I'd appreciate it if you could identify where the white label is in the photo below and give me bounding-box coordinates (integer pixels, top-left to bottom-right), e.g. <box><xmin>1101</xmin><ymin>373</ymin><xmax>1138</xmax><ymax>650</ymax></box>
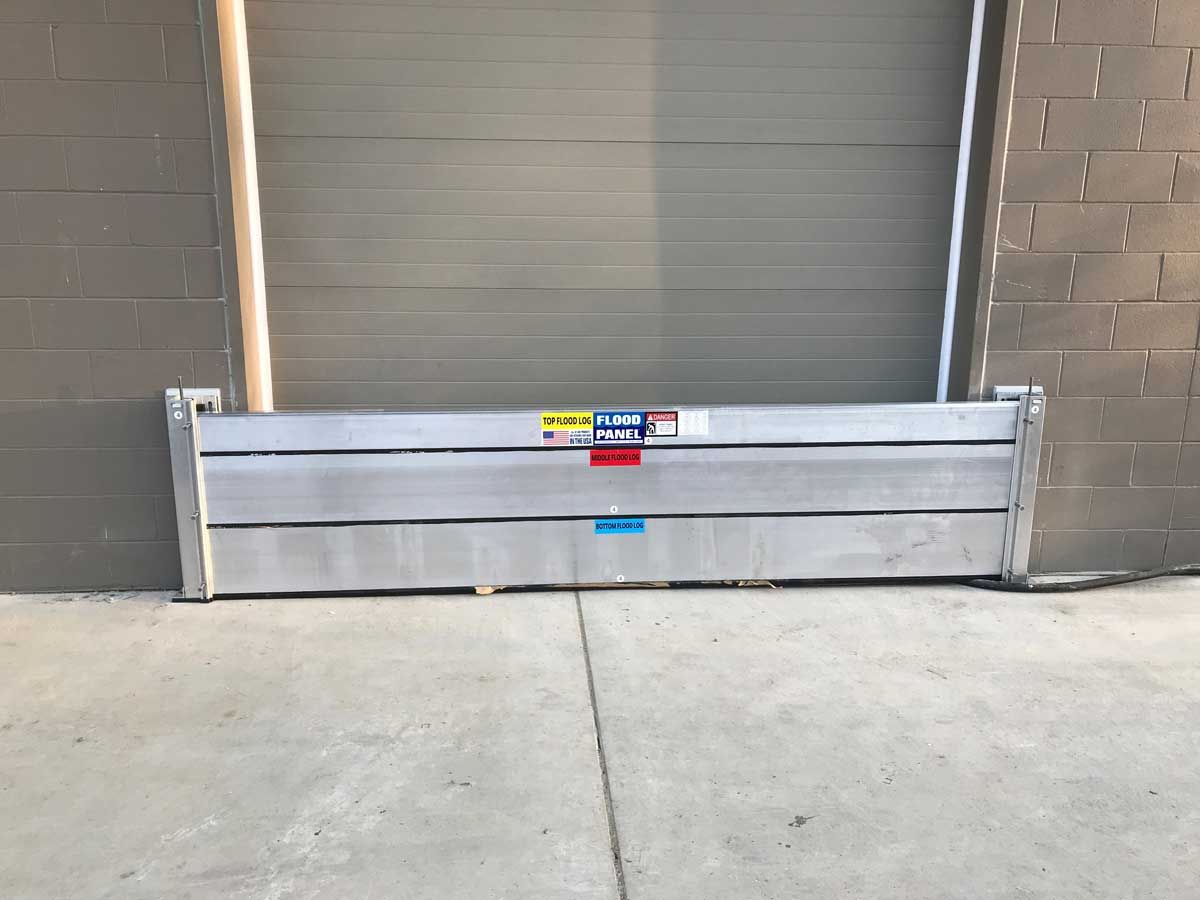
<box><xmin>678</xmin><ymin>409</ymin><xmax>709</xmax><ymax>436</ymax></box>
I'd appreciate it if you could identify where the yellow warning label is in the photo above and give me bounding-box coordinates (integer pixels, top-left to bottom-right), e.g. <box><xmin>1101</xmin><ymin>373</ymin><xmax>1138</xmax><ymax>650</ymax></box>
<box><xmin>541</xmin><ymin>411</ymin><xmax>593</xmax><ymax>429</ymax></box>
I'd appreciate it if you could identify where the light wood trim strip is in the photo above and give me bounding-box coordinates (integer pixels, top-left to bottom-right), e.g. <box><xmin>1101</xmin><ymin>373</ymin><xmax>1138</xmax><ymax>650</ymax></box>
<box><xmin>217</xmin><ymin>0</ymin><xmax>273</xmax><ymax>411</ymax></box>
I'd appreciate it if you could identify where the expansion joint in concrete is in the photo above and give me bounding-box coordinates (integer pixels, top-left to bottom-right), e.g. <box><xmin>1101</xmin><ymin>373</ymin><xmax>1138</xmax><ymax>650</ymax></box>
<box><xmin>574</xmin><ymin>591</ymin><xmax>629</xmax><ymax>900</ymax></box>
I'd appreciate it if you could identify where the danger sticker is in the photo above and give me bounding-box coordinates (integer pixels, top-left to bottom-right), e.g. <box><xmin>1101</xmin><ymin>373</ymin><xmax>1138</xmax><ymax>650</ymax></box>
<box><xmin>645</xmin><ymin>411</ymin><xmax>678</xmax><ymax>437</ymax></box>
<box><xmin>595</xmin><ymin>517</ymin><xmax>645</xmax><ymax>535</ymax></box>
<box><xmin>593</xmin><ymin>410</ymin><xmax>645</xmax><ymax>446</ymax></box>
<box><xmin>590</xmin><ymin>448</ymin><xmax>642</xmax><ymax>467</ymax></box>
<box><xmin>541</xmin><ymin>410</ymin><xmax>594</xmax><ymax>447</ymax></box>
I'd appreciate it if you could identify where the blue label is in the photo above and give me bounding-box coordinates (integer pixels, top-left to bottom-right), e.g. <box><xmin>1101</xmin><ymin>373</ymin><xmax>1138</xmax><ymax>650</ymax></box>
<box><xmin>595</xmin><ymin>517</ymin><xmax>646</xmax><ymax>535</ymax></box>
<box><xmin>593</xmin><ymin>410</ymin><xmax>645</xmax><ymax>445</ymax></box>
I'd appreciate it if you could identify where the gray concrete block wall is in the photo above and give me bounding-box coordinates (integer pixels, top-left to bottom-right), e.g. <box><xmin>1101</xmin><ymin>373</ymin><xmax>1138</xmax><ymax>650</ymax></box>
<box><xmin>0</xmin><ymin>1</ymin><xmax>232</xmax><ymax>591</ymax></box>
<box><xmin>985</xmin><ymin>0</ymin><xmax>1200</xmax><ymax>571</ymax></box>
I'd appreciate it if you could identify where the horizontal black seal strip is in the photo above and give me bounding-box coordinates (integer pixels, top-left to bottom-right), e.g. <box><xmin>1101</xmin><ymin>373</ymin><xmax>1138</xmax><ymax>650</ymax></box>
<box><xmin>211</xmin><ymin>575</ymin><xmax>995</xmax><ymax>602</ymax></box>
<box><xmin>200</xmin><ymin>439</ymin><xmax>1013</xmax><ymax>457</ymax></box>
<box><xmin>208</xmin><ymin>508</ymin><xmax>1009</xmax><ymax>530</ymax></box>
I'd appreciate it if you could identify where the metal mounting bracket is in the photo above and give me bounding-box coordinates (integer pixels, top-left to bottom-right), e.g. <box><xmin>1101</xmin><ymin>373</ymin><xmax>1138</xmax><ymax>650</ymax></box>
<box><xmin>999</xmin><ymin>390</ymin><xmax>1045</xmax><ymax>583</ymax></box>
<box><xmin>165</xmin><ymin>388</ymin><xmax>221</xmax><ymax>601</ymax></box>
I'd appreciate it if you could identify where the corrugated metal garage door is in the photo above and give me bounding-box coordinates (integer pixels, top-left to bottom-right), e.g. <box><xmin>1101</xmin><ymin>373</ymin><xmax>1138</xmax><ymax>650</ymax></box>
<box><xmin>245</xmin><ymin>0</ymin><xmax>971</xmax><ymax>409</ymax></box>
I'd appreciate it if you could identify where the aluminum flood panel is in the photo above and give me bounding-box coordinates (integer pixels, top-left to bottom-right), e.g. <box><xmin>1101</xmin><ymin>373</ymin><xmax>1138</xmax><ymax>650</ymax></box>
<box><xmin>197</xmin><ymin>402</ymin><xmax>1021</xmax><ymax>453</ymax></box>
<box><xmin>209</xmin><ymin>513</ymin><xmax>1007</xmax><ymax>596</ymax></box>
<box><xmin>202</xmin><ymin>443</ymin><xmax>1014</xmax><ymax>526</ymax></box>
<box><xmin>168</xmin><ymin>397</ymin><xmax>1042</xmax><ymax>597</ymax></box>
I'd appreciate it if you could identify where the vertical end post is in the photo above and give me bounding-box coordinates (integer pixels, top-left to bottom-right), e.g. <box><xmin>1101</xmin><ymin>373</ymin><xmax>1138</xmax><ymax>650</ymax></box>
<box><xmin>164</xmin><ymin>388</ymin><xmax>216</xmax><ymax>601</ymax></box>
<box><xmin>1001</xmin><ymin>391</ymin><xmax>1045</xmax><ymax>582</ymax></box>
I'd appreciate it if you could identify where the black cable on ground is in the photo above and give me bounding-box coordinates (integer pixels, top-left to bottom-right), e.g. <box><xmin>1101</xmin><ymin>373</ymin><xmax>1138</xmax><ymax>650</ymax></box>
<box><xmin>965</xmin><ymin>564</ymin><xmax>1200</xmax><ymax>593</ymax></box>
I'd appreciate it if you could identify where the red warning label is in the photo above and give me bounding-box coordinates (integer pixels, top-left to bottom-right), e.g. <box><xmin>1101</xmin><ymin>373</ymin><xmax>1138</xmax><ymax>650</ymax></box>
<box><xmin>590</xmin><ymin>448</ymin><xmax>642</xmax><ymax>467</ymax></box>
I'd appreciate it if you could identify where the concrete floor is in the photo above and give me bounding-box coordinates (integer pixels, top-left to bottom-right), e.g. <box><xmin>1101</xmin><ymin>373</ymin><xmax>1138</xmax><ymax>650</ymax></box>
<box><xmin>1</xmin><ymin>582</ymin><xmax>1197</xmax><ymax>899</ymax></box>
